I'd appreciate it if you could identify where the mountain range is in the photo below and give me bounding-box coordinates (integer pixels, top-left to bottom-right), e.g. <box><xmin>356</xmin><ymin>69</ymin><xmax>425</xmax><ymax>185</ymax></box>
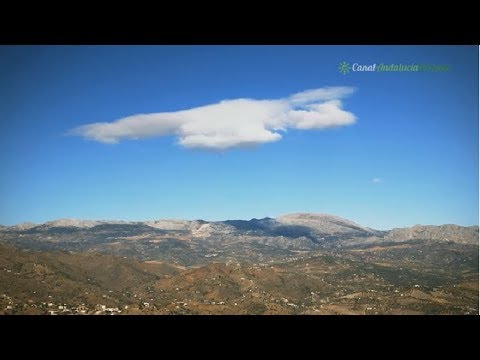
<box><xmin>1</xmin><ymin>213</ymin><xmax>477</xmax><ymax>266</ymax></box>
<box><xmin>1</xmin><ymin>213</ymin><xmax>477</xmax><ymax>315</ymax></box>
<box><xmin>2</xmin><ymin>213</ymin><xmax>478</xmax><ymax>242</ymax></box>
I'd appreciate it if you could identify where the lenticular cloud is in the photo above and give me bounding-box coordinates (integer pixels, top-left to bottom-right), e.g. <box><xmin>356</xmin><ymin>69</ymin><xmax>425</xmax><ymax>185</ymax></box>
<box><xmin>71</xmin><ymin>86</ymin><xmax>357</xmax><ymax>150</ymax></box>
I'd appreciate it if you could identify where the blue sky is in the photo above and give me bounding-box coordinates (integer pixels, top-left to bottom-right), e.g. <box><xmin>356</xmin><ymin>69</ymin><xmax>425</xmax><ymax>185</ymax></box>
<box><xmin>0</xmin><ymin>45</ymin><xmax>477</xmax><ymax>229</ymax></box>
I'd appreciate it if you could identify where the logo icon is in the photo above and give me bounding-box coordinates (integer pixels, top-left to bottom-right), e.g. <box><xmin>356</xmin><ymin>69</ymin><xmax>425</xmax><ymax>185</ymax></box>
<box><xmin>338</xmin><ymin>61</ymin><xmax>351</xmax><ymax>75</ymax></box>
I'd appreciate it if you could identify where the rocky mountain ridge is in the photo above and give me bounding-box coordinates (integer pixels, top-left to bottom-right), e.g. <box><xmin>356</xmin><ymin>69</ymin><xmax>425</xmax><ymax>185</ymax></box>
<box><xmin>1</xmin><ymin>213</ymin><xmax>477</xmax><ymax>245</ymax></box>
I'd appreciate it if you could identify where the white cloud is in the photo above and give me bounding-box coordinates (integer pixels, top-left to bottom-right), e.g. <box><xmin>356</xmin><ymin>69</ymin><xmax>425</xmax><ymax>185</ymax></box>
<box><xmin>288</xmin><ymin>86</ymin><xmax>355</xmax><ymax>104</ymax></box>
<box><xmin>70</xmin><ymin>87</ymin><xmax>357</xmax><ymax>150</ymax></box>
<box><xmin>371</xmin><ymin>178</ymin><xmax>383</xmax><ymax>184</ymax></box>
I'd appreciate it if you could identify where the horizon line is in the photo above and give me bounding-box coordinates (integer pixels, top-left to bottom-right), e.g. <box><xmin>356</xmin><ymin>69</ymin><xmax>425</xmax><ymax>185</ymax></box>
<box><xmin>1</xmin><ymin>212</ymin><xmax>478</xmax><ymax>231</ymax></box>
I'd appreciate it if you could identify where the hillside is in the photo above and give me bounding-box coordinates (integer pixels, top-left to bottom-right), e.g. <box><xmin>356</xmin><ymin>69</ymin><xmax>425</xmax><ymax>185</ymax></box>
<box><xmin>385</xmin><ymin>224</ymin><xmax>479</xmax><ymax>244</ymax></box>
<box><xmin>1</xmin><ymin>211</ymin><xmax>477</xmax><ymax>314</ymax></box>
<box><xmin>1</xmin><ymin>241</ymin><xmax>477</xmax><ymax>315</ymax></box>
<box><xmin>0</xmin><ymin>213</ymin><xmax>476</xmax><ymax>266</ymax></box>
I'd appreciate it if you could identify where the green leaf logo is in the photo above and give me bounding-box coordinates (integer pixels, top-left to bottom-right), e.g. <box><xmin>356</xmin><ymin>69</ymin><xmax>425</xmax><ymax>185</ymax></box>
<box><xmin>338</xmin><ymin>61</ymin><xmax>351</xmax><ymax>75</ymax></box>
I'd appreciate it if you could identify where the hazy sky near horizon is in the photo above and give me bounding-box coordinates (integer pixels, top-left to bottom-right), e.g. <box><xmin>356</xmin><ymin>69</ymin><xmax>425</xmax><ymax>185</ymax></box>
<box><xmin>0</xmin><ymin>45</ymin><xmax>478</xmax><ymax>229</ymax></box>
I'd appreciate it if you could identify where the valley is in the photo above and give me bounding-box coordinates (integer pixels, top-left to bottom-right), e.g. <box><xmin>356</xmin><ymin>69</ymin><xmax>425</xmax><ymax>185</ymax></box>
<box><xmin>0</xmin><ymin>213</ymin><xmax>478</xmax><ymax>315</ymax></box>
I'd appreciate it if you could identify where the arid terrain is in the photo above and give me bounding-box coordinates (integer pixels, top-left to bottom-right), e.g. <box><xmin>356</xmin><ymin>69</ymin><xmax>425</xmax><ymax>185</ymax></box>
<box><xmin>0</xmin><ymin>213</ymin><xmax>478</xmax><ymax>315</ymax></box>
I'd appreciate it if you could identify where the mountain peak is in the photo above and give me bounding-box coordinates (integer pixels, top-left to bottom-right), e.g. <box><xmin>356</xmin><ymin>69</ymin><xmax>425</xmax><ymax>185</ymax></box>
<box><xmin>11</xmin><ymin>222</ymin><xmax>38</xmax><ymax>231</ymax></box>
<box><xmin>277</xmin><ymin>212</ymin><xmax>373</xmax><ymax>234</ymax></box>
<box><xmin>278</xmin><ymin>212</ymin><xmax>354</xmax><ymax>221</ymax></box>
<box><xmin>44</xmin><ymin>218</ymin><xmax>101</xmax><ymax>228</ymax></box>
